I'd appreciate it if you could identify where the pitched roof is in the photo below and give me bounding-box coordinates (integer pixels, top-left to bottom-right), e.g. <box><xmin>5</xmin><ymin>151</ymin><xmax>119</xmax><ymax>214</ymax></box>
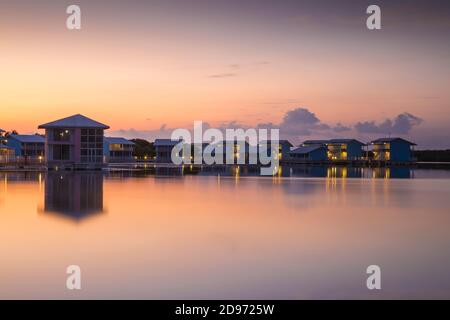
<box><xmin>259</xmin><ymin>140</ymin><xmax>293</xmax><ymax>147</ymax></box>
<box><xmin>104</xmin><ymin>137</ymin><xmax>134</xmax><ymax>145</ymax></box>
<box><xmin>38</xmin><ymin>114</ymin><xmax>109</xmax><ymax>129</ymax></box>
<box><xmin>328</xmin><ymin>138</ymin><xmax>366</xmax><ymax>145</ymax></box>
<box><xmin>9</xmin><ymin>134</ymin><xmax>45</xmax><ymax>143</ymax></box>
<box><xmin>302</xmin><ymin>140</ymin><xmax>329</xmax><ymax>145</ymax></box>
<box><xmin>154</xmin><ymin>139</ymin><xmax>183</xmax><ymax>146</ymax></box>
<box><xmin>0</xmin><ymin>128</ymin><xmax>5</xmax><ymax>133</ymax></box>
<box><xmin>290</xmin><ymin>145</ymin><xmax>325</xmax><ymax>154</ymax></box>
<box><xmin>370</xmin><ymin>137</ymin><xmax>417</xmax><ymax>145</ymax></box>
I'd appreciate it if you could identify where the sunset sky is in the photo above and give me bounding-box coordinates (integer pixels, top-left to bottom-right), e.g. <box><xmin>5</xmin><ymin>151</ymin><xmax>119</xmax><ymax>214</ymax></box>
<box><xmin>1</xmin><ymin>0</ymin><xmax>449</xmax><ymax>148</ymax></box>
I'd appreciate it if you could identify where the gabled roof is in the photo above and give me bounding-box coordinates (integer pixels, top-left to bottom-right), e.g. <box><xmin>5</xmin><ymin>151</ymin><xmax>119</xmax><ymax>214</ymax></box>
<box><xmin>8</xmin><ymin>134</ymin><xmax>45</xmax><ymax>143</ymax></box>
<box><xmin>370</xmin><ymin>137</ymin><xmax>417</xmax><ymax>145</ymax></box>
<box><xmin>290</xmin><ymin>145</ymin><xmax>325</xmax><ymax>154</ymax></box>
<box><xmin>259</xmin><ymin>140</ymin><xmax>293</xmax><ymax>147</ymax></box>
<box><xmin>154</xmin><ymin>139</ymin><xmax>183</xmax><ymax>146</ymax></box>
<box><xmin>328</xmin><ymin>138</ymin><xmax>366</xmax><ymax>145</ymax></box>
<box><xmin>302</xmin><ymin>140</ymin><xmax>329</xmax><ymax>145</ymax></box>
<box><xmin>0</xmin><ymin>128</ymin><xmax>5</xmax><ymax>133</ymax></box>
<box><xmin>104</xmin><ymin>137</ymin><xmax>134</xmax><ymax>145</ymax></box>
<box><xmin>38</xmin><ymin>114</ymin><xmax>109</xmax><ymax>129</ymax></box>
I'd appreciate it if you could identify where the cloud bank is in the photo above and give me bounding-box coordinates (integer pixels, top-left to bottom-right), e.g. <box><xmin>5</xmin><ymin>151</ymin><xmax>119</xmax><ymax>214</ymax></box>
<box><xmin>110</xmin><ymin>108</ymin><xmax>424</xmax><ymax>145</ymax></box>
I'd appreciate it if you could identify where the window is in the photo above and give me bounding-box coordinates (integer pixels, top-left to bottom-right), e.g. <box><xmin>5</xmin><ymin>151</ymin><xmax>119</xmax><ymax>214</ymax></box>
<box><xmin>53</xmin><ymin>129</ymin><xmax>71</xmax><ymax>142</ymax></box>
<box><xmin>80</xmin><ymin>128</ymin><xmax>104</xmax><ymax>163</ymax></box>
<box><xmin>53</xmin><ymin>145</ymin><xmax>70</xmax><ymax>160</ymax></box>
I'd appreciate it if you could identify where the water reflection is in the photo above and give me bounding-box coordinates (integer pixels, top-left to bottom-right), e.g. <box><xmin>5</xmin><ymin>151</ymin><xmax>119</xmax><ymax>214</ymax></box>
<box><xmin>108</xmin><ymin>165</ymin><xmax>415</xmax><ymax>179</ymax></box>
<box><xmin>1</xmin><ymin>169</ymin><xmax>450</xmax><ymax>299</ymax></box>
<box><xmin>43</xmin><ymin>172</ymin><xmax>104</xmax><ymax>220</ymax></box>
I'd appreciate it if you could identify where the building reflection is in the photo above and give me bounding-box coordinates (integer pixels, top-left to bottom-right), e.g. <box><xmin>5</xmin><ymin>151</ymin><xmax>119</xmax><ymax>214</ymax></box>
<box><xmin>43</xmin><ymin>172</ymin><xmax>104</xmax><ymax>220</ymax></box>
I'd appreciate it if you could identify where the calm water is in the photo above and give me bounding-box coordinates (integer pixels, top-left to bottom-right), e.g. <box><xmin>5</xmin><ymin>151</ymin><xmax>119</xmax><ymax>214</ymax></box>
<box><xmin>1</xmin><ymin>168</ymin><xmax>450</xmax><ymax>299</ymax></box>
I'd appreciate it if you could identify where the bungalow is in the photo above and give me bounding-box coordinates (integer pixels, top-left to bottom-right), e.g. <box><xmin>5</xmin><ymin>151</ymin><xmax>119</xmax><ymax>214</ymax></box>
<box><xmin>38</xmin><ymin>114</ymin><xmax>110</xmax><ymax>169</ymax></box>
<box><xmin>259</xmin><ymin>140</ymin><xmax>293</xmax><ymax>162</ymax></box>
<box><xmin>289</xmin><ymin>145</ymin><xmax>328</xmax><ymax>161</ymax></box>
<box><xmin>154</xmin><ymin>139</ymin><xmax>184</xmax><ymax>163</ymax></box>
<box><xmin>0</xmin><ymin>145</ymin><xmax>15</xmax><ymax>163</ymax></box>
<box><xmin>210</xmin><ymin>140</ymin><xmax>251</xmax><ymax>164</ymax></box>
<box><xmin>191</xmin><ymin>142</ymin><xmax>210</xmax><ymax>164</ymax></box>
<box><xmin>370</xmin><ymin>137</ymin><xmax>417</xmax><ymax>162</ymax></box>
<box><xmin>327</xmin><ymin>139</ymin><xmax>366</xmax><ymax>160</ymax></box>
<box><xmin>302</xmin><ymin>139</ymin><xmax>366</xmax><ymax>160</ymax></box>
<box><xmin>5</xmin><ymin>134</ymin><xmax>45</xmax><ymax>161</ymax></box>
<box><xmin>302</xmin><ymin>140</ymin><xmax>329</xmax><ymax>146</ymax></box>
<box><xmin>103</xmin><ymin>137</ymin><xmax>135</xmax><ymax>163</ymax></box>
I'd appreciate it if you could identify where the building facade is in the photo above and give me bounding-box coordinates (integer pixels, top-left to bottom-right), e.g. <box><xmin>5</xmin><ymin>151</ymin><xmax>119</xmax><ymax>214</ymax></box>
<box><xmin>211</xmin><ymin>140</ymin><xmax>251</xmax><ymax>164</ymax></box>
<box><xmin>302</xmin><ymin>139</ymin><xmax>365</xmax><ymax>160</ymax></box>
<box><xmin>259</xmin><ymin>140</ymin><xmax>293</xmax><ymax>162</ymax></box>
<box><xmin>38</xmin><ymin>114</ymin><xmax>110</xmax><ymax>169</ymax></box>
<box><xmin>154</xmin><ymin>139</ymin><xmax>184</xmax><ymax>163</ymax></box>
<box><xmin>327</xmin><ymin>139</ymin><xmax>366</xmax><ymax>160</ymax></box>
<box><xmin>370</xmin><ymin>138</ymin><xmax>416</xmax><ymax>162</ymax></box>
<box><xmin>5</xmin><ymin>134</ymin><xmax>45</xmax><ymax>161</ymax></box>
<box><xmin>103</xmin><ymin>137</ymin><xmax>135</xmax><ymax>163</ymax></box>
<box><xmin>289</xmin><ymin>145</ymin><xmax>328</xmax><ymax>161</ymax></box>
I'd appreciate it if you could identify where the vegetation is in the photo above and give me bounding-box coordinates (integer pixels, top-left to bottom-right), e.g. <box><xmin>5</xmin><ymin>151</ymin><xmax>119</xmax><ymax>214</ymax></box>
<box><xmin>131</xmin><ymin>138</ymin><xmax>155</xmax><ymax>159</ymax></box>
<box><xmin>414</xmin><ymin>150</ymin><xmax>450</xmax><ymax>162</ymax></box>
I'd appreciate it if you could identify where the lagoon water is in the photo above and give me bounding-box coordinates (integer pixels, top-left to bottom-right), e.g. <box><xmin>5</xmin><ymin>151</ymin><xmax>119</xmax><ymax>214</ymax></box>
<box><xmin>1</xmin><ymin>167</ymin><xmax>450</xmax><ymax>299</ymax></box>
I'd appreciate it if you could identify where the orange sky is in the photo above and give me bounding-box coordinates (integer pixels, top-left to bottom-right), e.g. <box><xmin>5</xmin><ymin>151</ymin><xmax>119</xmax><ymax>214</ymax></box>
<box><xmin>1</xmin><ymin>0</ymin><xmax>449</xmax><ymax>147</ymax></box>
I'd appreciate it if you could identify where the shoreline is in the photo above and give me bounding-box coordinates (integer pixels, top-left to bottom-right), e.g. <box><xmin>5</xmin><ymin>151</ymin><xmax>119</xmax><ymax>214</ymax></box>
<box><xmin>1</xmin><ymin>161</ymin><xmax>450</xmax><ymax>173</ymax></box>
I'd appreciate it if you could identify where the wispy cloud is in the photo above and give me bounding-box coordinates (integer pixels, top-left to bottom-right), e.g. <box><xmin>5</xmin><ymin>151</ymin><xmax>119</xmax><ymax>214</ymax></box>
<box><xmin>207</xmin><ymin>73</ymin><xmax>237</xmax><ymax>79</ymax></box>
<box><xmin>355</xmin><ymin>113</ymin><xmax>423</xmax><ymax>134</ymax></box>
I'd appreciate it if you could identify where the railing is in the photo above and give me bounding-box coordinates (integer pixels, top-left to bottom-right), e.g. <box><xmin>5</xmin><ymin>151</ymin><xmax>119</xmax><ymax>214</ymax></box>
<box><xmin>0</xmin><ymin>156</ymin><xmax>45</xmax><ymax>166</ymax></box>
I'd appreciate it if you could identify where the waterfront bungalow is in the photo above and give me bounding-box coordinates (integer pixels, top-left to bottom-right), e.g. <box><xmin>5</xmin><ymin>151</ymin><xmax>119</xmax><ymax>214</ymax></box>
<box><xmin>38</xmin><ymin>114</ymin><xmax>110</xmax><ymax>170</ymax></box>
<box><xmin>302</xmin><ymin>140</ymin><xmax>329</xmax><ymax>147</ymax></box>
<box><xmin>289</xmin><ymin>145</ymin><xmax>328</xmax><ymax>161</ymax></box>
<box><xmin>211</xmin><ymin>140</ymin><xmax>251</xmax><ymax>164</ymax></box>
<box><xmin>103</xmin><ymin>137</ymin><xmax>135</xmax><ymax>163</ymax></box>
<box><xmin>302</xmin><ymin>139</ymin><xmax>365</xmax><ymax>160</ymax></box>
<box><xmin>327</xmin><ymin>139</ymin><xmax>366</xmax><ymax>160</ymax></box>
<box><xmin>370</xmin><ymin>137</ymin><xmax>417</xmax><ymax>162</ymax></box>
<box><xmin>259</xmin><ymin>140</ymin><xmax>293</xmax><ymax>162</ymax></box>
<box><xmin>191</xmin><ymin>142</ymin><xmax>210</xmax><ymax>163</ymax></box>
<box><xmin>5</xmin><ymin>134</ymin><xmax>45</xmax><ymax>162</ymax></box>
<box><xmin>0</xmin><ymin>145</ymin><xmax>15</xmax><ymax>164</ymax></box>
<box><xmin>154</xmin><ymin>139</ymin><xmax>184</xmax><ymax>163</ymax></box>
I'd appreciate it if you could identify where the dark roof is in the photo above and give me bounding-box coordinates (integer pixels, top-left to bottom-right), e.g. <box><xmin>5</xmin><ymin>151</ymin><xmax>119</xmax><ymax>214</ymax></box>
<box><xmin>104</xmin><ymin>137</ymin><xmax>134</xmax><ymax>145</ymax></box>
<box><xmin>302</xmin><ymin>140</ymin><xmax>329</xmax><ymax>145</ymax></box>
<box><xmin>370</xmin><ymin>137</ymin><xmax>417</xmax><ymax>146</ymax></box>
<box><xmin>38</xmin><ymin>114</ymin><xmax>109</xmax><ymax>129</ymax></box>
<box><xmin>0</xmin><ymin>128</ymin><xmax>5</xmax><ymax>133</ymax></box>
<box><xmin>290</xmin><ymin>145</ymin><xmax>325</xmax><ymax>154</ymax></box>
<box><xmin>328</xmin><ymin>139</ymin><xmax>366</xmax><ymax>145</ymax></box>
<box><xmin>9</xmin><ymin>134</ymin><xmax>45</xmax><ymax>143</ymax></box>
<box><xmin>154</xmin><ymin>139</ymin><xmax>183</xmax><ymax>146</ymax></box>
<box><xmin>259</xmin><ymin>140</ymin><xmax>293</xmax><ymax>147</ymax></box>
